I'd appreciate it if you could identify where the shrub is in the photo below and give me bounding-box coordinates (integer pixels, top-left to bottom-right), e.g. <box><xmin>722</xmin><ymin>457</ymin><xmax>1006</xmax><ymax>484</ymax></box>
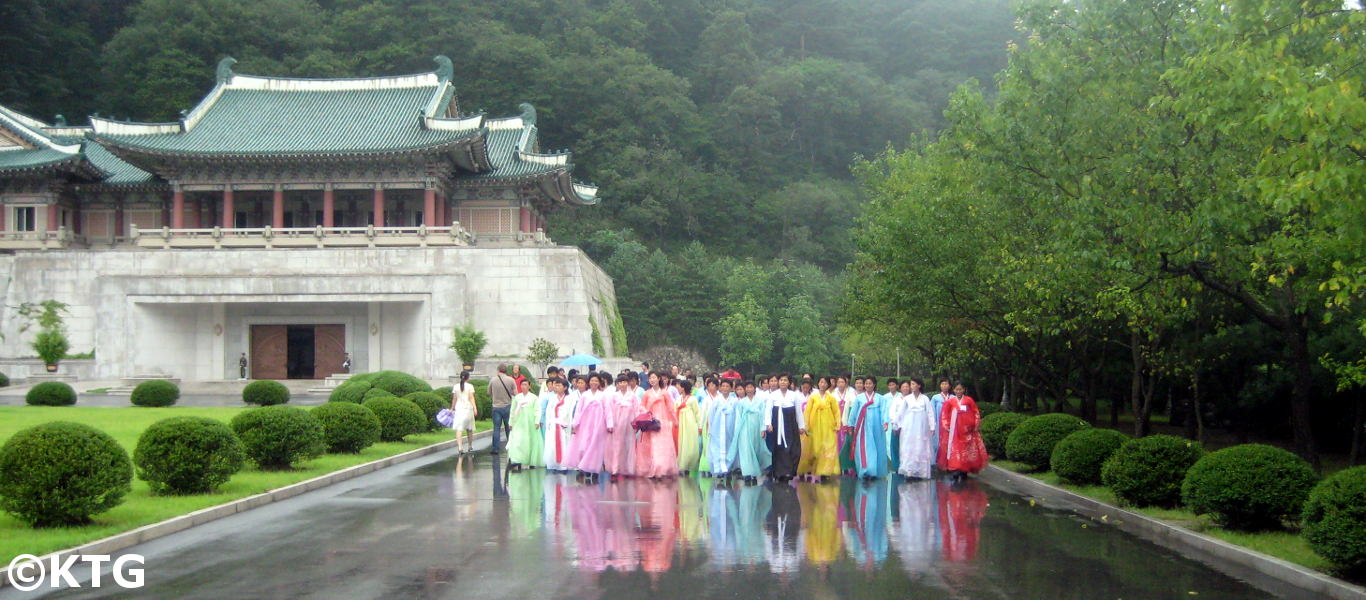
<box><xmin>362</xmin><ymin>387</ymin><xmax>396</xmax><ymax>402</ymax></box>
<box><xmin>134</xmin><ymin>417</ymin><xmax>244</xmax><ymax>494</ymax></box>
<box><xmin>0</xmin><ymin>421</ymin><xmax>132</xmax><ymax>526</ymax></box>
<box><xmin>980</xmin><ymin>412</ymin><xmax>1028</xmax><ymax>458</ymax></box>
<box><xmin>404</xmin><ymin>392</ymin><xmax>445</xmax><ymax>432</ymax></box>
<box><xmin>328</xmin><ymin>380</ymin><xmax>368</xmax><ymax>403</ymax></box>
<box><xmin>433</xmin><ymin>386</ymin><xmax>453</xmax><ymax>401</ymax></box>
<box><xmin>312</xmin><ymin>402</ymin><xmax>382</xmax><ymax>453</ymax></box>
<box><xmin>0</xmin><ymin>372</ymin><xmax>9</xmax><ymax>387</ymax></box>
<box><xmin>976</xmin><ymin>402</ymin><xmax>1004</xmax><ymax>419</ymax></box>
<box><xmin>1005</xmin><ymin>413</ymin><xmax>1090</xmax><ymax>470</ymax></box>
<box><xmin>369</xmin><ymin>370</ymin><xmax>432</xmax><ymax>396</ymax></box>
<box><xmin>363</xmin><ymin>396</ymin><xmax>426</xmax><ymax>442</ymax></box>
<box><xmin>25</xmin><ymin>381</ymin><xmax>77</xmax><ymax>406</ymax></box>
<box><xmin>450</xmin><ymin>322</ymin><xmax>488</xmax><ymax>366</ymax></box>
<box><xmin>1302</xmin><ymin>466</ymin><xmax>1366</xmax><ymax>570</ymax></box>
<box><xmin>1179</xmin><ymin>444</ymin><xmax>1318</xmax><ymax>531</ymax></box>
<box><xmin>242</xmin><ymin>379</ymin><xmax>290</xmax><ymax>406</ymax></box>
<box><xmin>1101</xmin><ymin>435</ymin><xmax>1204</xmax><ymax>508</ymax></box>
<box><xmin>472</xmin><ymin>380</ymin><xmax>492</xmax><ymax>418</ymax></box>
<box><xmin>230</xmin><ymin>406</ymin><xmax>325</xmax><ymax>469</ymax></box>
<box><xmin>33</xmin><ymin>329</ymin><xmax>70</xmax><ymax>366</ymax></box>
<box><xmin>1051</xmin><ymin>428</ymin><xmax>1129</xmax><ymax>485</ymax></box>
<box><xmin>130</xmin><ymin>379</ymin><xmax>180</xmax><ymax>407</ymax></box>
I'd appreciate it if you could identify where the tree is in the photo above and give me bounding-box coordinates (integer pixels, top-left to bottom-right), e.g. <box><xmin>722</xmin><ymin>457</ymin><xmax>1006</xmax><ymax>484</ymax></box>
<box><xmin>779</xmin><ymin>294</ymin><xmax>830</xmax><ymax>373</ymax></box>
<box><xmin>716</xmin><ymin>294</ymin><xmax>772</xmax><ymax>373</ymax></box>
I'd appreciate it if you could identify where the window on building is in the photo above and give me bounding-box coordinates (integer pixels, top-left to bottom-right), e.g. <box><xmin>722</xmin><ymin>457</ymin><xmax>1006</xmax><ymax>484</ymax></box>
<box><xmin>13</xmin><ymin>206</ymin><xmax>36</xmax><ymax>231</ymax></box>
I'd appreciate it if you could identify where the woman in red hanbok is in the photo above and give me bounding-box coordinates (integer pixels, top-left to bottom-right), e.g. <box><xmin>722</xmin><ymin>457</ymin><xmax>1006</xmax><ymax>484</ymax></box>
<box><xmin>936</xmin><ymin>383</ymin><xmax>988</xmax><ymax>479</ymax></box>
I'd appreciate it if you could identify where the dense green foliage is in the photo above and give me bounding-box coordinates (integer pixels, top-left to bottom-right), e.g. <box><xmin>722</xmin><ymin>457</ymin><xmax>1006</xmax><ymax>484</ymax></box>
<box><xmin>130</xmin><ymin>379</ymin><xmax>180</xmax><ymax>407</ymax></box>
<box><xmin>980</xmin><ymin>412</ymin><xmax>1028</xmax><ymax>458</ymax></box>
<box><xmin>403</xmin><ymin>392</ymin><xmax>446</xmax><ymax>432</ymax></box>
<box><xmin>1102</xmin><ymin>435</ymin><xmax>1205</xmax><ymax>508</ymax></box>
<box><xmin>363</xmin><ymin>396</ymin><xmax>426</xmax><ymax>442</ymax></box>
<box><xmin>450</xmin><ymin>324</ymin><xmax>488</xmax><ymax>367</ymax></box>
<box><xmin>0</xmin><ymin>373</ymin><xmax>7</xmax><ymax>387</ymax></box>
<box><xmin>1301</xmin><ymin>466</ymin><xmax>1366</xmax><ymax>570</ymax></box>
<box><xmin>230</xmin><ymin>406</ymin><xmax>326</xmax><ymax>469</ymax></box>
<box><xmin>1005</xmin><ymin>413</ymin><xmax>1090</xmax><ymax>471</ymax></box>
<box><xmin>362</xmin><ymin>388</ymin><xmax>395</xmax><ymax>402</ymax></box>
<box><xmin>25</xmin><ymin>382</ymin><xmax>77</xmax><ymax>406</ymax></box>
<box><xmin>0</xmin><ymin>422</ymin><xmax>132</xmax><ymax>526</ymax></box>
<box><xmin>242</xmin><ymin>380</ymin><xmax>290</xmax><ymax>406</ymax></box>
<box><xmin>311</xmin><ymin>402</ymin><xmax>382</xmax><ymax>453</ymax></box>
<box><xmin>329</xmin><ymin>380</ymin><xmax>367</xmax><ymax>403</ymax></box>
<box><xmin>845</xmin><ymin>0</ymin><xmax>1366</xmax><ymax>467</ymax></box>
<box><xmin>133</xmin><ymin>417</ymin><xmax>244</xmax><ymax>494</ymax></box>
<box><xmin>1181</xmin><ymin>444</ymin><xmax>1318</xmax><ymax>531</ymax></box>
<box><xmin>1051</xmin><ymin>428</ymin><xmax>1129</xmax><ymax>485</ymax></box>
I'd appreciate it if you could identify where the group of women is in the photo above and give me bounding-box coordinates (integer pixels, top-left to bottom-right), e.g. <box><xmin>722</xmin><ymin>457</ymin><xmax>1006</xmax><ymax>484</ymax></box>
<box><xmin>500</xmin><ymin>368</ymin><xmax>988</xmax><ymax>485</ymax></box>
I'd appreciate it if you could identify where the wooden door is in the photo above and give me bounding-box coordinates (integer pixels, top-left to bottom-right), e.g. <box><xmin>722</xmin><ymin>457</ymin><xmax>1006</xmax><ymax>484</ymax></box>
<box><xmin>250</xmin><ymin>325</ymin><xmax>287</xmax><ymax>380</ymax></box>
<box><xmin>314</xmin><ymin>324</ymin><xmax>346</xmax><ymax>379</ymax></box>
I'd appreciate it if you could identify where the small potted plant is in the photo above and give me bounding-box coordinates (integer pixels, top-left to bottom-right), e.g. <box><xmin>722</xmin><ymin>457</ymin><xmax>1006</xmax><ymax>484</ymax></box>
<box><xmin>450</xmin><ymin>322</ymin><xmax>487</xmax><ymax>372</ymax></box>
<box><xmin>20</xmin><ymin>300</ymin><xmax>70</xmax><ymax>373</ymax></box>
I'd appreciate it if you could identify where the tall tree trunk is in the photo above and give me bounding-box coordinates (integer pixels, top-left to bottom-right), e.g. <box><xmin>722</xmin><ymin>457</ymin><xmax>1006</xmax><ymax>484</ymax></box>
<box><xmin>1186</xmin><ymin>372</ymin><xmax>1200</xmax><ymax>442</ymax></box>
<box><xmin>1286</xmin><ymin>317</ymin><xmax>1321</xmax><ymax>470</ymax></box>
<box><xmin>1130</xmin><ymin>329</ymin><xmax>1147</xmax><ymax>436</ymax></box>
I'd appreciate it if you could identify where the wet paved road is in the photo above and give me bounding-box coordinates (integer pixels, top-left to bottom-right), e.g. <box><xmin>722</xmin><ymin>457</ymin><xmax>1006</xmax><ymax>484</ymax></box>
<box><xmin>5</xmin><ymin>446</ymin><xmax>1301</xmax><ymax>599</ymax></box>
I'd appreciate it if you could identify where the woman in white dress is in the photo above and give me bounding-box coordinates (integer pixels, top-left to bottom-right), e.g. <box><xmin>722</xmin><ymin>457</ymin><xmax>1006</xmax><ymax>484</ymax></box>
<box><xmin>889</xmin><ymin>378</ymin><xmax>936</xmax><ymax>479</ymax></box>
<box><xmin>451</xmin><ymin>371</ymin><xmax>478</xmax><ymax>453</ymax></box>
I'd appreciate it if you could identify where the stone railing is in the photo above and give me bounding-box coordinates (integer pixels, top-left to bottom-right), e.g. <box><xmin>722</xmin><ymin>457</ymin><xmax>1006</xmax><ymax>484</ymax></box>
<box><xmin>0</xmin><ymin>227</ymin><xmax>76</xmax><ymax>250</ymax></box>
<box><xmin>128</xmin><ymin>224</ymin><xmax>476</xmax><ymax>249</ymax></box>
<box><xmin>475</xmin><ymin>229</ymin><xmax>554</xmax><ymax>247</ymax></box>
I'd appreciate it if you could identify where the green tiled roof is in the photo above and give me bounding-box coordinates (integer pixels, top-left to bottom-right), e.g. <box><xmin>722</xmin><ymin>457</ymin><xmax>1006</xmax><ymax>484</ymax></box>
<box><xmin>0</xmin><ymin>106</ymin><xmax>106</xmax><ymax>179</ymax></box>
<box><xmin>474</xmin><ymin>127</ymin><xmax>562</xmax><ymax>179</ymax></box>
<box><xmin>94</xmin><ymin>83</ymin><xmax>478</xmax><ymax>156</ymax></box>
<box><xmin>0</xmin><ymin>147</ymin><xmax>80</xmax><ymax>174</ymax></box>
<box><xmin>83</xmin><ymin>139</ymin><xmax>158</xmax><ymax>185</ymax></box>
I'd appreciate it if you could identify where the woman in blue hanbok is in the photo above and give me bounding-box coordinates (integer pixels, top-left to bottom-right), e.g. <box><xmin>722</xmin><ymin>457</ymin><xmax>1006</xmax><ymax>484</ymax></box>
<box><xmin>850</xmin><ymin>377</ymin><xmax>889</xmax><ymax>479</ymax></box>
<box><xmin>728</xmin><ymin>383</ymin><xmax>771</xmax><ymax>482</ymax></box>
<box><xmin>705</xmin><ymin>379</ymin><xmax>738</xmax><ymax>478</ymax></box>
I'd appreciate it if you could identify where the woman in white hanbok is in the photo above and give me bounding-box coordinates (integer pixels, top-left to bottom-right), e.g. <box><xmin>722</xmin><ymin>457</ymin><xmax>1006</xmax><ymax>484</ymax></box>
<box><xmin>889</xmin><ymin>379</ymin><xmax>936</xmax><ymax>479</ymax></box>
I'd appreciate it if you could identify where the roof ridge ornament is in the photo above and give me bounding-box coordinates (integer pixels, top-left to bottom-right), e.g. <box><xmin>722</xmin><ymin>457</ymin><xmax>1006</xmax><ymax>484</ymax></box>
<box><xmin>216</xmin><ymin>57</ymin><xmax>237</xmax><ymax>84</ymax></box>
<box><xmin>433</xmin><ymin>55</ymin><xmax>454</xmax><ymax>83</ymax></box>
<box><xmin>518</xmin><ymin>103</ymin><xmax>537</xmax><ymax>127</ymax></box>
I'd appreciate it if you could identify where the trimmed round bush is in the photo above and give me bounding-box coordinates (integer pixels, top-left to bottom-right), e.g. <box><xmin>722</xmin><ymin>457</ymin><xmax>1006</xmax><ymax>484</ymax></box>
<box><xmin>328</xmin><ymin>380</ymin><xmax>368</xmax><ymax>403</ymax></box>
<box><xmin>0</xmin><ymin>422</ymin><xmax>132</xmax><ymax>526</ymax></box>
<box><xmin>1005</xmin><ymin>413</ymin><xmax>1090</xmax><ymax>470</ymax></box>
<box><xmin>230</xmin><ymin>406</ymin><xmax>325</xmax><ymax>469</ymax></box>
<box><xmin>134</xmin><ymin>417</ymin><xmax>244</xmax><ymax>494</ymax></box>
<box><xmin>368</xmin><ymin>370</ymin><xmax>432</xmax><ymax>396</ymax></box>
<box><xmin>1302</xmin><ymin>466</ymin><xmax>1366</xmax><ymax>570</ymax></box>
<box><xmin>472</xmin><ymin>380</ymin><xmax>493</xmax><ymax>418</ymax></box>
<box><xmin>362</xmin><ymin>387</ymin><xmax>396</xmax><ymax>402</ymax></box>
<box><xmin>130</xmin><ymin>379</ymin><xmax>180</xmax><ymax>407</ymax></box>
<box><xmin>1101</xmin><ymin>435</ymin><xmax>1204</xmax><ymax>508</ymax></box>
<box><xmin>25</xmin><ymin>381</ymin><xmax>77</xmax><ymax>406</ymax></box>
<box><xmin>312</xmin><ymin>402</ymin><xmax>382</xmax><ymax>453</ymax></box>
<box><xmin>363</xmin><ymin>396</ymin><xmax>426</xmax><ymax>442</ymax></box>
<box><xmin>0</xmin><ymin>372</ymin><xmax>9</xmax><ymax>387</ymax></box>
<box><xmin>1181</xmin><ymin>444</ymin><xmax>1317</xmax><ymax>530</ymax></box>
<box><xmin>980</xmin><ymin>412</ymin><xmax>1028</xmax><ymax>458</ymax></box>
<box><xmin>433</xmin><ymin>386</ymin><xmax>453</xmax><ymax>402</ymax></box>
<box><xmin>1051</xmin><ymin>428</ymin><xmax>1129</xmax><ymax>485</ymax></box>
<box><xmin>976</xmin><ymin>402</ymin><xmax>1004</xmax><ymax>419</ymax></box>
<box><xmin>404</xmin><ymin>391</ymin><xmax>445</xmax><ymax>432</ymax></box>
<box><xmin>242</xmin><ymin>379</ymin><xmax>290</xmax><ymax>405</ymax></box>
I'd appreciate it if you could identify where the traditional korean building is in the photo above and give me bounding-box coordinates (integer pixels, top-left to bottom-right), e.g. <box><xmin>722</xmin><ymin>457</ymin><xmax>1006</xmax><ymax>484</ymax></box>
<box><xmin>0</xmin><ymin>57</ymin><xmax>620</xmax><ymax>381</ymax></box>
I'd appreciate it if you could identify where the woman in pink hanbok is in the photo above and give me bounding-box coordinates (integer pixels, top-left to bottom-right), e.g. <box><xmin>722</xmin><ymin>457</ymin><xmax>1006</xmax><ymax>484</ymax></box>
<box><xmin>605</xmin><ymin>374</ymin><xmax>640</xmax><ymax>479</ymax></box>
<box><xmin>635</xmin><ymin>371</ymin><xmax>678</xmax><ymax>478</ymax></box>
<box><xmin>567</xmin><ymin>372</ymin><xmax>611</xmax><ymax>480</ymax></box>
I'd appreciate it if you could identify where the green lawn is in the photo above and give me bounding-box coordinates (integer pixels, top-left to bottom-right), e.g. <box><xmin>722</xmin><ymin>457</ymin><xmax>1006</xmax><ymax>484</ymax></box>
<box><xmin>0</xmin><ymin>406</ymin><xmax>489</xmax><ymax>565</ymax></box>
<box><xmin>992</xmin><ymin>460</ymin><xmax>1335</xmax><ymax>572</ymax></box>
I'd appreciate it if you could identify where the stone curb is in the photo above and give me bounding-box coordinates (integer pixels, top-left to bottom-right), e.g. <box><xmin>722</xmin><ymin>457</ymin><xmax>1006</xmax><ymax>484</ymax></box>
<box><xmin>0</xmin><ymin>429</ymin><xmax>491</xmax><ymax>589</ymax></box>
<box><xmin>980</xmin><ymin>465</ymin><xmax>1366</xmax><ymax>600</ymax></box>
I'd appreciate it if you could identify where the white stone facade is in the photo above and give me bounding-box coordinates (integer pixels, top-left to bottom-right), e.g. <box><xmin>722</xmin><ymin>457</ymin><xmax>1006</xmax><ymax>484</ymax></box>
<box><xmin>0</xmin><ymin>246</ymin><xmax>620</xmax><ymax>380</ymax></box>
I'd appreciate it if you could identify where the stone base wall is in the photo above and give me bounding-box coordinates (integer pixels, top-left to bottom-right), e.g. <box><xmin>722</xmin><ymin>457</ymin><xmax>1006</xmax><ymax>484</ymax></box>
<box><xmin>0</xmin><ymin>246</ymin><xmax>620</xmax><ymax>380</ymax></box>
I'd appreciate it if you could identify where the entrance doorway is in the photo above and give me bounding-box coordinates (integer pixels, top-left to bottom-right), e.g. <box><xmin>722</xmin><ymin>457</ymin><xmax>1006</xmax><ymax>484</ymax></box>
<box><xmin>250</xmin><ymin>324</ymin><xmax>346</xmax><ymax>379</ymax></box>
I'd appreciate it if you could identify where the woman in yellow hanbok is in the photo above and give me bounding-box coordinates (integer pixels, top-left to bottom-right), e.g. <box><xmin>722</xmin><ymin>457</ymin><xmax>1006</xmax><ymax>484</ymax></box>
<box><xmin>675</xmin><ymin>379</ymin><xmax>703</xmax><ymax>475</ymax></box>
<box><xmin>804</xmin><ymin>376</ymin><xmax>842</xmax><ymax>479</ymax></box>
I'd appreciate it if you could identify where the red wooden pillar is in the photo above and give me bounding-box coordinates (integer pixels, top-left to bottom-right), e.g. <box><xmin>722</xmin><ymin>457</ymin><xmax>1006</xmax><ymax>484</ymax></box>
<box><xmin>435</xmin><ymin>194</ymin><xmax>446</xmax><ymax>226</ymax></box>
<box><xmin>322</xmin><ymin>187</ymin><xmax>335</xmax><ymax>227</ymax></box>
<box><xmin>191</xmin><ymin>198</ymin><xmax>203</xmax><ymax>228</ymax></box>
<box><xmin>171</xmin><ymin>188</ymin><xmax>185</xmax><ymax>229</ymax></box>
<box><xmin>272</xmin><ymin>186</ymin><xmax>284</xmax><ymax>228</ymax></box>
<box><xmin>114</xmin><ymin>201</ymin><xmax>125</xmax><ymax>238</ymax></box>
<box><xmin>423</xmin><ymin>188</ymin><xmax>437</xmax><ymax>227</ymax></box>
<box><xmin>0</xmin><ymin>201</ymin><xmax>6</xmax><ymax>231</ymax></box>
<box><xmin>519</xmin><ymin>206</ymin><xmax>531</xmax><ymax>233</ymax></box>
<box><xmin>47</xmin><ymin>203</ymin><xmax>60</xmax><ymax>231</ymax></box>
<box><xmin>221</xmin><ymin>187</ymin><xmax>234</xmax><ymax>229</ymax></box>
<box><xmin>372</xmin><ymin>187</ymin><xmax>385</xmax><ymax>227</ymax></box>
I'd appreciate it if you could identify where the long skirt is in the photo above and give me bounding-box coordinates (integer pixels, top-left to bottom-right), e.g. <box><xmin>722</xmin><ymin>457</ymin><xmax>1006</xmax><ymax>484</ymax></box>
<box><xmin>506</xmin><ymin>404</ymin><xmax>543</xmax><ymax>467</ymax></box>
<box><xmin>603</xmin><ymin>403</ymin><xmax>637</xmax><ymax>475</ymax></box>
<box><xmin>566</xmin><ymin>401</ymin><xmax>609</xmax><ymax>473</ymax></box>
<box><xmin>677</xmin><ymin>404</ymin><xmax>702</xmax><ymax>474</ymax></box>
<box><xmin>766</xmin><ymin>406</ymin><xmax>802</xmax><ymax>479</ymax></box>
<box><xmin>635</xmin><ymin>426</ymin><xmax>678</xmax><ymax>478</ymax></box>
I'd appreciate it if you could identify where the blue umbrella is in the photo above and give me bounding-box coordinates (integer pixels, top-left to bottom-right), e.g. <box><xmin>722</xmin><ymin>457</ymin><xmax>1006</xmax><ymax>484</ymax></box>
<box><xmin>560</xmin><ymin>353</ymin><xmax>602</xmax><ymax>367</ymax></box>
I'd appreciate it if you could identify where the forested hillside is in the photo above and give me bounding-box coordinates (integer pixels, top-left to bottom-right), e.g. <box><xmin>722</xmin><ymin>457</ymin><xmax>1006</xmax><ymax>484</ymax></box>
<box><xmin>0</xmin><ymin>0</ymin><xmax>1017</xmax><ymax>370</ymax></box>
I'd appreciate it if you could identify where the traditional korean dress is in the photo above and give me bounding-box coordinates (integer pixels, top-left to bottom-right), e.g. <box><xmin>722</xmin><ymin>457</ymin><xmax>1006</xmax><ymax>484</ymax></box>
<box><xmin>887</xmin><ymin>391</ymin><xmax>903</xmax><ymax>473</ymax></box>
<box><xmin>604</xmin><ymin>388</ymin><xmax>640</xmax><ymax>476</ymax></box>
<box><xmin>797</xmin><ymin>480</ymin><xmax>842</xmax><ymax>567</ymax></box>
<box><xmin>804</xmin><ymin>390</ymin><xmax>841</xmax><ymax>477</ymax></box>
<box><xmin>507</xmin><ymin>390</ymin><xmax>544</xmax><ymax>467</ymax></box>
<box><xmin>727</xmin><ymin>395</ymin><xmax>771</xmax><ymax>478</ymax></box>
<box><xmin>540</xmin><ymin>391</ymin><xmax>577</xmax><ymax>471</ymax></box>
<box><xmin>895</xmin><ymin>480</ymin><xmax>940</xmax><ymax>575</ymax></box>
<box><xmin>937</xmin><ymin>395</ymin><xmax>988</xmax><ymax>474</ymax></box>
<box><xmin>930</xmin><ymin>392</ymin><xmax>949</xmax><ymax>463</ymax></box>
<box><xmin>891</xmin><ymin>392</ymin><xmax>936</xmax><ymax>479</ymax></box>
<box><xmin>838</xmin><ymin>387</ymin><xmax>860</xmax><ymax>473</ymax></box>
<box><xmin>850</xmin><ymin>391</ymin><xmax>889</xmax><ymax>478</ymax></box>
<box><xmin>675</xmin><ymin>393</ymin><xmax>703</xmax><ymax>474</ymax></box>
<box><xmin>705</xmin><ymin>392</ymin><xmax>737</xmax><ymax>477</ymax></box>
<box><xmin>567</xmin><ymin>388</ymin><xmax>609</xmax><ymax>473</ymax></box>
<box><xmin>635</xmin><ymin>389</ymin><xmax>678</xmax><ymax>477</ymax></box>
<box><xmin>765</xmin><ymin>389</ymin><xmax>806</xmax><ymax>479</ymax></box>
